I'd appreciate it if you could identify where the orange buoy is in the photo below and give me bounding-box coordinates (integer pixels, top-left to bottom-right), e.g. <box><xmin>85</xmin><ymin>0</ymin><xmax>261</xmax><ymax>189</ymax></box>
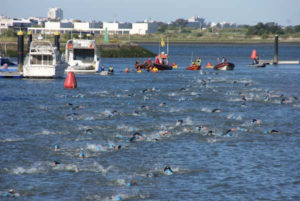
<box><xmin>125</xmin><ymin>68</ymin><xmax>130</xmax><ymax>73</ymax></box>
<box><xmin>152</xmin><ymin>67</ymin><xmax>158</xmax><ymax>73</ymax></box>
<box><xmin>206</xmin><ymin>62</ymin><xmax>213</xmax><ymax>68</ymax></box>
<box><xmin>251</xmin><ymin>49</ymin><xmax>258</xmax><ymax>60</ymax></box>
<box><xmin>64</xmin><ymin>72</ymin><xmax>77</xmax><ymax>89</ymax></box>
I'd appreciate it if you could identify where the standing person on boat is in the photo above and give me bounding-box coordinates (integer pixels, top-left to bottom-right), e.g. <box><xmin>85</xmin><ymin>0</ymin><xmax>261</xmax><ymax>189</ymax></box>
<box><xmin>222</xmin><ymin>56</ymin><xmax>227</xmax><ymax>63</ymax></box>
<box><xmin>155</xmin><ymin>57</ymin><xmax>160</xmax><ymax>64</ymax></box>
<box><xmin>192</xmin><ymin>60</ymin><xmax>196</xmax><ymax>65</ymax></box>
<box><xmin>254</xmin><ymin>55</ymin><xmax>259</xmax><ymax>64</ymax></box>
<box><xmin>100</xmin><ymin>65</ymin><xmax>105</xmax><ymax>72</ymax></box>
<box><xmin>146</xmin><ymin>58</ymin><xmax>152</xmax><ymax>64</ymax></box>
<box><xmin>108</xmin><ymin>66</ymin><xmax>114</xmax><ymax>73</ymax></box>
<box><xmin>196</xmin><ymin>57</ymin><xmax>202</xmax><ymax>67</ymax></box>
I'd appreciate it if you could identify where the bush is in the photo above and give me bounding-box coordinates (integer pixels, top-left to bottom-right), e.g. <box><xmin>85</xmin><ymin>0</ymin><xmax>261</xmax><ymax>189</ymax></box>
<box><xmin>1</xmin><ymin>29</ymin><xmax>16</xmax><ymax>37</ymax></box>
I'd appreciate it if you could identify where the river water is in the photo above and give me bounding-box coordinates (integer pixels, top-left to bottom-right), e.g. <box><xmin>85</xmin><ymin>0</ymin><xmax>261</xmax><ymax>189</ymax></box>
<box><xmin>1</xmin><ymin>44</ymin><xmax>300</xmax><ymax>201</ymax></box>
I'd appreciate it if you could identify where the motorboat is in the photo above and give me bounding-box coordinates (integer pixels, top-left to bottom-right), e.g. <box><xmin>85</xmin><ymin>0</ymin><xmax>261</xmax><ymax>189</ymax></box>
<box><xmin>135</xmin><ymin>53</ymin><xmax>173</xmax><ymax>71</ymax></box>
<box><xmin>23</xmin><ymin>40</ymin><xmax>67</xmax><ymax>78</ymax></box>
<box><xmin>186</xmin><ymin>64</ymin><xmax>201</xmax><ymax>70</ymax></box>
<box><xmin>214</xmin><ymin>62</ymin><xmax>235</xmax><ymax>71</ymax></box>
<box><xmin>0</xmin><ymin>56</ymin><xmax>17</xmax><ymax>66</ymax></box>
<box><xmin>65</xmin><ymin>39</ymin><xmax>100</xmax><ymax>73</ymax></box>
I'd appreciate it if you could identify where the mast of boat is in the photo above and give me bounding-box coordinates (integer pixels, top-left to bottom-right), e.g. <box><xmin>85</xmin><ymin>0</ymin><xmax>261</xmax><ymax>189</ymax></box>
<box><xmin>190</xmin><ymin>52</ymin><xmax>194</xmax><ymax>64</ymax></box>
<box><xmin>167</xmin><ymin>37</ymin><xmax>169</xmax><ymax>55</ymax></box>
<box><xmin>4</xmin><ymin>43</ymin><xmax>7</xmax><ymax>56</ymax></box>
<box><xmin>158</xmin><ymin>40</ymin><xmax>160</xmax><ymax>54</ymax></box>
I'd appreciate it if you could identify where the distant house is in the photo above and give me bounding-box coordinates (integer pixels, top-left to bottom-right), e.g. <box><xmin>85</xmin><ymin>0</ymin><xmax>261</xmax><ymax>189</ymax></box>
<box><xmin>187</xmin><ymin>16</ymin><xmax>206</xmax><ymax>29</ymax></box>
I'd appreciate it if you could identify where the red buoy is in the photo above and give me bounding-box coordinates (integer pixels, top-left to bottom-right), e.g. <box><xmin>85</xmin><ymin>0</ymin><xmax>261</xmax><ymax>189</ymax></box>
<box><xmin>251</xmin><ymin>49</ymin><xmax>258</xmax><ymax>60</ymax></box>
<box><xmin>64</xmin><ymin>72</ymin><xmax>77</xmax><ymax>89</ymax></box>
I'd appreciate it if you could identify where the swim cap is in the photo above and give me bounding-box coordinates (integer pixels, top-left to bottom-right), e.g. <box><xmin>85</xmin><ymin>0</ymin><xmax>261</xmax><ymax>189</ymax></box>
<box><xmin>115</xmin><ymin>195</ymin><xmax>122</xmax><ymax>201</ymax></box>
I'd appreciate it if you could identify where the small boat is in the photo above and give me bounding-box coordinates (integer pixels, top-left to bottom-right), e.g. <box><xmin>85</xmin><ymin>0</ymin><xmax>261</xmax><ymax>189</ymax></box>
<box><xmin>23</xmin><ymin>40</ymin><xmax>67</xmax><ymax>78</ymax></box>
<box><xmin>65</xmin><ymin>39</ymin><xmax>100</xmax><ymax>73</ymax></box>
<box><xmin>214</xmin><ymin>62</ymin><xmax>235</xmax><ymax>71</ymax></box>
<box><xmin>0</xmin><ymin>56</ymin><xmax>17</xmax><ymax>66</ymax></box>
<box><xmin>186</xmin><ymin>65</ymin><xmax>201</xmax><ymax>70</ymax></box>
<box><xmin>248</xmin><ymin>63</ymin><xmax>266</xmax><ymax>68</ymax></box>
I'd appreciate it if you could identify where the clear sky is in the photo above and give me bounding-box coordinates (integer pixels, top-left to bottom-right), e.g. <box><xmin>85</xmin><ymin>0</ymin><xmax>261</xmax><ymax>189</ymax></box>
<box><xmin>1</xmin><ymin>0</ymin><xmax>300</xmax><ymax>25</ymax></box>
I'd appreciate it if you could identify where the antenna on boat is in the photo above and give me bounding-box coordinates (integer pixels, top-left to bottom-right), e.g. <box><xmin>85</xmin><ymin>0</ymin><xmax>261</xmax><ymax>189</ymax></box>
<box><xmin>167</xmin><ymin>37</ymin><xmax>169</xmax><ymax>55</ymax></box>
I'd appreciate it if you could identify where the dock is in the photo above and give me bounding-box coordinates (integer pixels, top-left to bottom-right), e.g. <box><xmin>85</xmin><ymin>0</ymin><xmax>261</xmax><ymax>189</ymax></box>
<box><xmin>259</xmin><ymin>36</ymin><xmax>300</xmax><ymax>66</ymax></box>
<box><xmin>260</xmin><ymin>60</ymin><xmax>300</xmax><ymax>65</ymax></box>
<box><xmin>0</xmin><ymin>67</ymin><xmax>22</xmax><ymax>78</ymax></box>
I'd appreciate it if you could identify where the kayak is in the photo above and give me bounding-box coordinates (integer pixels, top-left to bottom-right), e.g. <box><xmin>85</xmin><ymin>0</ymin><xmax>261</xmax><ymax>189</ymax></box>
<box><xmin>186</xmin><ymin>65</ymin><xmax>201</xmax><ymax>70</ymax></box>
<box><xmin>214</xmin><ymin>62</ymin><xmax>235</xmax><ymax>71</ymax></box>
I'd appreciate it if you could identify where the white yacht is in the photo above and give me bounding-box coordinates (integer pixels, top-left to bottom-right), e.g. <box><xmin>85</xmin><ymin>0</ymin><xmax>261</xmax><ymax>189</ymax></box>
<box><xmin>23</xmin><ymin>40</ymin><xmax>67</xmax><ymax>78</ymax></box>
<box><xmin>64</xmin><ymin>39</ymin><xmax>100</xmax><ymax>73</ymax></box>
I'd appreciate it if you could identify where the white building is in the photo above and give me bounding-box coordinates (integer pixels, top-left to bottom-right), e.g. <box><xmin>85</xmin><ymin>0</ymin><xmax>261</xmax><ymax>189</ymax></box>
<box><xmin>0</xmin><ymin>16</ymin><xmax>32</xmax><ymax>33</ymax></box>
<box><xmin>48</xmin><ymin>8</ymin><xmax>63</xmax><ymax>20</ymax></box>
<box><xmin>28</xmin><ymin>21</ymin><xmax>158</xmax><ymax>35</ymax></box>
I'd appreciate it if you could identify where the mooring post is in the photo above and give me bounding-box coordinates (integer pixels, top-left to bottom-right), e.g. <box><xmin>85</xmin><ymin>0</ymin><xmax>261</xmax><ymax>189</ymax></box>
<box><xmin>54</xmin><ymin>31</ymin><xmax>60</xmax><ymax>52</ymax></box>
<box><xmin>17</xmin><ymin>30</ymin><xmax>24</xmax><ymax>72</ymax></box>
<box><xmin>27</xmin><ymin>31</ymin><xmax>32</xmax><ymax>53</ymax></box>
<box><xmin>86</xmin><ymin>33</ymin><xmax>91</xmax><ymax>40</ymax></box>
<box><xmin>274</xmin><ymin>35</ymin><xmax>278</xmax><ymax>65</ymax></box>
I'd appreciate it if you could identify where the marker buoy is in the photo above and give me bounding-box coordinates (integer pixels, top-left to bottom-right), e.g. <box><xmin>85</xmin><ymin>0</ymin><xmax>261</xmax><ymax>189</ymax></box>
<box><xmin>64</xmin><ymin>72</ymin><xmax>77</xmax><ymax>89</ymax></box>
<box><xmin>152</xmin><ymin>67</ymin><xmax>158</xmax><ymax>73</ymax></box>
<box><xmin>125</xmin><ymin>68</ymin><xmax>130</xmax><ymax>73</ymax></box>
<box><xmin>251</xmin><ymin>49</ymin><xmax>258</xmax><ymax>60</ymax></box>
<box><xmin>206</xmin><ymin>62</ymin><xmax>213</xmax><ymax>68</ymax></box>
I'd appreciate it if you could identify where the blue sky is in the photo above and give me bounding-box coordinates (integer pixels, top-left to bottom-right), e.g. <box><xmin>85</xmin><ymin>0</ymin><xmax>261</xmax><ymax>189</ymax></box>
<box><xmin>1</xmin><ymin>0</ymin><xmax>300</xmax><ymax>25</ymax></box>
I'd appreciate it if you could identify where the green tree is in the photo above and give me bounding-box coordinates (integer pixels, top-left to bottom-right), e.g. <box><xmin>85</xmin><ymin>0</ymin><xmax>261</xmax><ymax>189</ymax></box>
<box><xmin>171</xmin><ymin>18</ymin><xmax>188</xmax><ymax>28</ymax></box>
<box><xmin>158</xmin><ymin>23</ymin><xmax>168</xmax><ymax>33</ymax></box>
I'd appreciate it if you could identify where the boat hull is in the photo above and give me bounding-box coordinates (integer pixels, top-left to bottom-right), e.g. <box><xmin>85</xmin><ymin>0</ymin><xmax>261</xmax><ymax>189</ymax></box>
<box><xmin>186</xmin><ymin>65</ymin><xmax>201</xmax><ymax>70</ymax></box>
<box><xmin>23</xmin><ymin>64</ymin><xmax>66</xmax><ymax>78</ymax></box>
<box><xmin>153</xmin><ymin>63</ymin><xmax>173</xmax><ymax>70</ymax></box>
<box><xmin>214</xmin><ymin>62</ymin><xmax>235</xmax><ymax>71</ymax></box>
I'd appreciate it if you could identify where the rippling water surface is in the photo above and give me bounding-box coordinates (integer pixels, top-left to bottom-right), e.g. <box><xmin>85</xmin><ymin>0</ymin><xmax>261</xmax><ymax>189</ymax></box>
<box><xmin>1</xmin><ymin>44</ymin><xmax>300</xmax><ymax>201</ymax></box>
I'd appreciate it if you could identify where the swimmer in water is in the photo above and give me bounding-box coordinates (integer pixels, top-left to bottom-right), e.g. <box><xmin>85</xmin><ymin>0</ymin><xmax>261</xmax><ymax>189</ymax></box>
<box><xmin>53</xmin><ymin>160</ymin><xmax>60</xmax><ymax>166</ymax></box>
<box><xmin>176</xmin><ymin>120</ymin><xmax>183</xmax><ymax>126</ymax></box>
<box><xmin>114</xmin><ymin>145</ymin><xmax>122</xmax><ymax>150</ymax></box>
<box><xmin>84</xmin><ymin>128</ymin><xmax>93</xmax><ymax>135</ymax></box>
<box><xmin>129</xmin><ymin>132</ymin><xmax>144</xmax><ymax>142</ymax></box>
<box><xmin>212</xmin><ymin>108</ymin><xmax>221</xmax><ymax>113</ymax></box>
<box><xmin>54</xmin><ymin>144</ymin><xmax>60</xmax><ymax>151</ymax></box>
<box><xmin>159</xmin><ymin>102</ymin><xmax>166</xmax><ymax>107</ymax></box>
<box><xmin>79</xmin><ymin>150</ymin><xmax>85</xmax><ymax>158</ymax></box>
<box><xmin>164</xmin><ymin>166</ymin><xmax>173</xmax><ymax>175</ymax></box>
<box><xmin>265</xmin><ymin>129</ymin><xmax>280</xmax><ymax>134</ymax></box>
<box><xmin>146</xmin><ymin>172</ymin><xmax>154</xmax><ymax>178</ymax></box>
<box><xmin>140</xmin><ymin>105</ymin><xmax>150</xmax><ymax>110</ymax></box>
<box><xmin>206</xmin><ymin>130</ymin><xmax>213</xmax><ymax>136</ymax></box>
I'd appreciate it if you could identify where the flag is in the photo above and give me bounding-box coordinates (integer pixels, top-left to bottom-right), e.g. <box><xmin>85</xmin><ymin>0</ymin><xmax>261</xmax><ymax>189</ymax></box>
<box><xmin>161</xmin><ymin>38</ymin><xmax>165</xmax><ymax>47</ymax></box>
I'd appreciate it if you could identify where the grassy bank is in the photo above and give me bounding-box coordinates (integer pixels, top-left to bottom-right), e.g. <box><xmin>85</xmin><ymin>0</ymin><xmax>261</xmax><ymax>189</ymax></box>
<box><xmin>0</xmin><ymin>42</ymin><xmax>155</xmax><ymax>58</ymax></box>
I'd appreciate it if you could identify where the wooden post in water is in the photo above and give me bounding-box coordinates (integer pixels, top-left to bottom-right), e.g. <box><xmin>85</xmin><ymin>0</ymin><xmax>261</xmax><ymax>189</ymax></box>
<box><xmin>27</xmin><ymin>31</ymin><xmax>32</xmax><ymax>53</ymax></box>
<box><xmin>54</xmin><ymin>31</ymin><xmax>60</xmax><ymax>52</ymax></box>
<box><xmin>17</xmin><ymin>30</ymin><xmax>24</xmax><ymax>72</ymax></box>
<box><xmin>274</xmin><ymin>35</ymin><xmax>278</xmax><ymax>64</ymax></box>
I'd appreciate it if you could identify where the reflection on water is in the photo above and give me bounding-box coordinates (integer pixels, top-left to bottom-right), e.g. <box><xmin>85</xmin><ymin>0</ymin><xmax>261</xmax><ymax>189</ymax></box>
<box><xmin>1</xmin><ymin>44</ymin><xmax>300</xmax><ymax>200</ymax></box>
